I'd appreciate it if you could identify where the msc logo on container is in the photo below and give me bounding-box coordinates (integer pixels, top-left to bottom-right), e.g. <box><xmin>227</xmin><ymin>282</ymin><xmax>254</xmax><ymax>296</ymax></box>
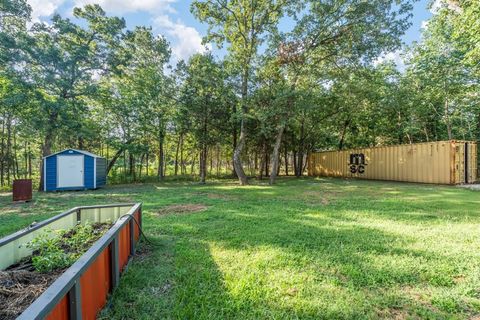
<box><xmin>349</xmin><ymin>153</ymin><xmax>367</xmax><ymax>174</ymax></box>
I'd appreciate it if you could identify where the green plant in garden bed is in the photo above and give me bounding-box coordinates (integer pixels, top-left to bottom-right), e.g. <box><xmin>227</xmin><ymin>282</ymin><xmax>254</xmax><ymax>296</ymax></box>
<box><xmin>26</xmin><ymin>222</ymin><xmax>111</xmax><ymax>273</ymax></box>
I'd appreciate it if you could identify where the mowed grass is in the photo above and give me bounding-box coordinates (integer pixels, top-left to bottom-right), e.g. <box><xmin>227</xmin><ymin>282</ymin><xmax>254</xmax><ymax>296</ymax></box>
<box><xmin>1</xmin><ymin>178</ymin><xmax>480</xmax><ymax>319</ymax></box>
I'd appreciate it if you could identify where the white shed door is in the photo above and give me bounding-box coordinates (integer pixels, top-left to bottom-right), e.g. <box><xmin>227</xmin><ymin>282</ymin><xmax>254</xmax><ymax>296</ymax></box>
<box><xmin>57</xmin><ymin>155</ymin><xmax>84</xmax><ymax>188</ymax></box>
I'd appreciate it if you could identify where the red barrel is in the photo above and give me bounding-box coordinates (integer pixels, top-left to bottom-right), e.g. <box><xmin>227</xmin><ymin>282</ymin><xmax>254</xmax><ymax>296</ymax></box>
<box><xmin>12</xmin><ymin>179</ymin><xmax>32</xmax><ymax>202</ymax></box>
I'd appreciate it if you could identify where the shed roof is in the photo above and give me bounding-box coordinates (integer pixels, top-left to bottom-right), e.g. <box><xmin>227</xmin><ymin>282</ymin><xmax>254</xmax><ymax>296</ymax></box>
<box><xmin>44</xmin><ymin>149</ymin><xmax>104</xmax><ymax>159</ymax></box>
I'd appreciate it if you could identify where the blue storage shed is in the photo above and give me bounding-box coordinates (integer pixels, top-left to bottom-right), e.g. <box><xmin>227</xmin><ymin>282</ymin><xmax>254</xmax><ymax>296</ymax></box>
<box><xmin>43</xmin><ymin>149</ymin><xmax>107</xmax><ymax>191</ymax></box>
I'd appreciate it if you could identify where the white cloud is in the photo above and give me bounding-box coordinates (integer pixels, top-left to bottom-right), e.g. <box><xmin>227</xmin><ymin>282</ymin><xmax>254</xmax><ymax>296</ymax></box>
<box><xmin>73</xmin><ymin>0</ymin><xmax>176</xmax><ymax>14</ymax></box>
<box><xmin>154</xmin><ymin>15</ymin><xmax>210</xmax><ymax>61</ymax></box>
<box><xmin>421</xmin><ymin>20</ymin><xmax>429</xmax><ymax>30</ymax></box>
<box><xmin>373</xmin><ymin>50</ymin><xmax>405</xmax><ymax>71</ymax></box>
<box><xmin>27</xmin><ymin>0</ymin><xmax>207</xmax><ymax>61</ymax></box>
<box><xmin>430</xmin><ymin>0</ymin><xmax>443</xmax><ymax>13</ymax></box>
<box><xmin>28</xmin><ymin>0</ymin><xmax>66</xmax><ymax>21</ymax></box>
<box><xmin>429</xmin><ymin>0</ymin><xmax>462</xmax><ymax>14</ymax></box>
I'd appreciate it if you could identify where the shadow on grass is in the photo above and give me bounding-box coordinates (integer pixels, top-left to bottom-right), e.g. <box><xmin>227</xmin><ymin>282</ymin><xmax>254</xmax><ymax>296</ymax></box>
<box><xmin>127</xmin><ymin>207</ymin><xmax>467</xmax><ymax>318</ymax></box>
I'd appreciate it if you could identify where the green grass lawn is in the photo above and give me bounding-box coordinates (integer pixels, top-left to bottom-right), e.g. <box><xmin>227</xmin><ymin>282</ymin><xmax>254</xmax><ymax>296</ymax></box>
<box><xmin>1</xmin><ymin>178</ymin><xmax>480</xmax><ymax>319</ymax></box>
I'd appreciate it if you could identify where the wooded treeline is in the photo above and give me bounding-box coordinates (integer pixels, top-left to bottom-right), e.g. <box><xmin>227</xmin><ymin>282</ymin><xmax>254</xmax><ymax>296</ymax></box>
<box><xmin>0</xmin><ymin>0</ymin><xmax>478</xmax><ymax>188</ymax></box>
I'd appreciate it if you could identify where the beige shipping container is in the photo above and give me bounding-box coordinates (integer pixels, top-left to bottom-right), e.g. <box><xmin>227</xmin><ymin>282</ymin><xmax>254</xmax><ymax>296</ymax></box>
<box><xmin>308</xmin><ymin>140</ymin><xmax>477</xmax><ymax>185</ymax></box>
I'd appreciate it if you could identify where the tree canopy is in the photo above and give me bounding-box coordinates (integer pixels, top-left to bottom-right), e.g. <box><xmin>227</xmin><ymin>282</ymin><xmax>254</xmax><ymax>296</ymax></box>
<box><xmin>0</xmin><ymin>0</ymin><xmax>478</xmax><ymax>189</ymax></box>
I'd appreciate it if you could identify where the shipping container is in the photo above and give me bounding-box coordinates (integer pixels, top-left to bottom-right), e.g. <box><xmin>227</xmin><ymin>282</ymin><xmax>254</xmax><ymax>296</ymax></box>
<box><xmin>308</xmin><ymin>140</ymin><xmax>477</xmax><ymax>185</ymax></box>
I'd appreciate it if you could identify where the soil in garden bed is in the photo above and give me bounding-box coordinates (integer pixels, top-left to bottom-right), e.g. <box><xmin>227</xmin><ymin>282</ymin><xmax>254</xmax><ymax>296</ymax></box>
<box><xmin>0</xmin><ymin>222</ymin><xmax>112</xmax><ymax>320</ymax></box>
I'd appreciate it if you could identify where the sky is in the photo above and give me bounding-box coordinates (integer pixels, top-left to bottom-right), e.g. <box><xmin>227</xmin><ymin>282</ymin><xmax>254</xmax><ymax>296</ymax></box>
<box><xmin>27</xmin><ymin>0</ymin><xmax>434</xmax><ymax>64</ymax></box>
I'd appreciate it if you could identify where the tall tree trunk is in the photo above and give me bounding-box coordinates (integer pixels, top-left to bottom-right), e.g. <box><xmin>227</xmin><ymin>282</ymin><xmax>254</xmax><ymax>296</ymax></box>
<box><xmin>269</xmin><ymin>125</ymin><xmax>285</xmax><ymax>185</ymax></box>
<box><xmin>158</xmin><ymin>139</ymin><xmax>164</xmax><ymax>180</ymax></box>
<box><xmin>338</xmin><ymin>119</ymin><xmax>350</xmax><ymax>150</ymax></box>
<box><xmin>28</xmin><ymin>142</ymin><xmax>32</xmax><ymax>178</ymax></box>
<box><xmin>139</xmin><ymin>153</ymin><xmax>145</xmax><ymax>179</ymax></box>
<box><xmin>129</xmin><ymin>152</ymin><xmax>135</xmax><ymax>181</ymax></box>
<box><xmin>6</xmin><ymin>114</ymin><xmax>12</xmax><ymax>185</ymax></box>
<box><xmin>146</xmin><ymin>151</ymin><xmax>149</xmax><ymax>177</ymax></box>
<box><xmin>123</xmin><ymin>150</ymin><xmax>127</xmax><ymax>182</ymax></box>
<box><xmin>445</xmin><ymin>97</ymin><xmax>453</xmax><ymax>140</ymax></box>
<box><xmin>157</xmin><ymin>129</ymin><xmax>165</xmax><ymax>181</ymax></box>
<box><xmin>200</xmin><ymin>145</ymin><xmax>207</xmax><ymax>184</ymax></box>
<box><xmin>295</xmin><ymin>119</ymin><xmax>305</xmax><ymax>177</ymax></box>
<box><xmin>13</xmin><ymin>129</ymin><xmax>19</xmax><ymax>179</ymax></box>
<box><xmin>233</xmin><ymin>117</ymin><xmax>248</xmax><ymax>185</ymax></box>
<box><xmin>39</xmin><ymin>111</ymin><xmax>57</xmax><ymax>191</ymax></box>
<box><xmin>107</xmin><ymin>144</ymin><xmax>128</xmax><ymax>175</ymax></box>
<box><xmin>180</xmin><ymin>137</ymin><xmax>185</xmax><ymax>175</ymax></box>
<box><xmin>200</xmin><ymin>98</ymin><xmax>209</xmax><ymax>184</ymax></box>
<box><xmin>216</xmin><ymin>145</ymin><xmax>220</xmax><ymax>177</ymax></box>
<box><xmin>293</xmin><ymin>151</ymin><xmax>298</xmax><ymax>176</ymax></box>
<box><xmin>24</xmin><ymin>141</ymin><xmax>28</xmax><ymax>179</ymax></box>
<box><xmin>39</xmin><ymin>129</ymin><xmax>54</xmax><ymax>191</ymax></box>
<box><xmin>0</xmin><ymin>115</ymin><xmax>5</xmax><ymax>187</ymax></box>
<box><xmin>232</xmin><ymin>105</ymin><xmax>238</xmax><ymax>178</ymax></box>
<box><xmin>265</xmin><ymin>151</ymin><xmax>269</xmax><ymax>177</ymax></box>
<box><xmin>78</xmin><ymin>137</ymin><xmax>84</xmax><ymax>150</ymax></box>
<box><xmin>284</xmin><ymin>144</ymin><xmax>289</xmax><ymax>176</ymax></box>
<box><xmin>233</xmin><ymin>69</ymin><xmax>249</xmax><ymax>185</ymax></box>
<box><xmin>258</xmin><ymin>142</ymin><xmax>266</xmax><ymax>180</ymax></box>
<box><xmin>174</xmin><ymin>133</ymin><xmax>182</xmax><ymax>176</ymax></box>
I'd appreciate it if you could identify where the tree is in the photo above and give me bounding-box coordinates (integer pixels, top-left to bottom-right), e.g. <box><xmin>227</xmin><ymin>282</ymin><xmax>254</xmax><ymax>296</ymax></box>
<box><xmin>406</xmin><ymin>5</ymin><xmax>474</xmax><ymax>140</ymax></box>
<box><xmin>178</xmin><ymin>53</ymin><xmax>231</xmax><ymax>183</ymax></box>
<box><xmin>99</xmin><ymin>26</ymin><xmax>171</xmax><ymax>181</ymax></box>
<box><xmin>24</xmin><ymin>5</ymin><xmax>125</xmax><ymax>190</ymax></box>
<box><xmin>266</xmin><ymin>0</ymin><xmax>414</xmax><ymax>183</ymax></box>
<box><xmin>191</xmin><ymin>0</ymin><xmax>289</xmax><ymax>185</ymax></box>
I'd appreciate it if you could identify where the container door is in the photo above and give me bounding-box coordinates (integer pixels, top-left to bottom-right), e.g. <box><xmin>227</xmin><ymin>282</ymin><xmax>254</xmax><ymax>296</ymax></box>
<box><xmin>455</xmin><ymin>144</ymin><xmax>465</xmax><ymax>184</ymax></box>
<box><xmin>57</xmin><ymin>155</ymin><xmax>84</xmax><ymax>188</ymax></box>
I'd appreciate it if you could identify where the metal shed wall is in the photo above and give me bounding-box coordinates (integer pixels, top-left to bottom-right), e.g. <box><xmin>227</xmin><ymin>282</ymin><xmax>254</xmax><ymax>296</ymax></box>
<box><xmin>308</xmin><ymin>140</ymin><xmax>477</xmax><ymax>185</ymax></box>
<box><xmin>96</xmin><ymin>157</ymin><xmax>107</xmax><ymax>187</ymax></box>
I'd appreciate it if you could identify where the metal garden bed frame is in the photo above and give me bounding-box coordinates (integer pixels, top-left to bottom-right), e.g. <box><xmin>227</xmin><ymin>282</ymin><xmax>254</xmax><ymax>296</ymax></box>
<box><xmin>0</xmin><ymin>203</ymin><xmax>142</xmax><ymax>320</ymax></box>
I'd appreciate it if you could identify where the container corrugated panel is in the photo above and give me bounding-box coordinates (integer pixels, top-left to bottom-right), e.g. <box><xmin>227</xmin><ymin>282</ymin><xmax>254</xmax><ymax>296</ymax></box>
<box><xmin>308</xmin><ymin>140</ymin><xmax>477</xmax><ymax>185</ymax></box>
<box><xmin>45</xmin><ymin>295</ymin><xmax>69</xmax><ymax>320</ymax></box>
<box><xmin>118</xmin><ymin>223</ymin><xmax>131</xmax><ymax>272</ymax></box>
<box><xmin>80</xmin><ymin>247</ymin><xmax>111</xmax><ymax>320</ymax></box>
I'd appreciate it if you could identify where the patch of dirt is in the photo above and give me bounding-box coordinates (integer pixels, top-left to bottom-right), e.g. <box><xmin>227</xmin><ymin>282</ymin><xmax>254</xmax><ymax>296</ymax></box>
<box><xmin>458</xmin><ymin>184</ymin><xmax>480</xmax><ymax>191</ymax></box>
<box><xmin>301</xmin><ymin>190</ymin><xmax>338</xmax><ymax>206</ymax></box>
<box><xmin>134</xmin><ymin>244</ymin><xmax>153</xmax><ymax>262</ymax></box>
<box><xmin>158</xmin><ymin>204</ymin><xmax>208</xmax><ymax>215</ymax></box>
<box><xmin>150</xmin><ymin>281</ymin><xmax>173</xmax><ymax>297</ymax></box>
<box><xmin>0</xmin><ymin>270</ymin><xmax>61</xmax><ymax>320</ymax></box>
<box><xmin>285</xmin><ymin>287</ymin><xmax>298</xmax><ymax>296</ymax></box>
<box><xmin>389</xmin><ymin>309</ymin><xmax>409</xmax><ymax>320</ymax></box>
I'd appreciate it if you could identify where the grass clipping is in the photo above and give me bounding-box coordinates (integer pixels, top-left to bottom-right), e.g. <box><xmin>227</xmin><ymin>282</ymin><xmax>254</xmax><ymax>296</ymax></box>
<box><xmin>0</xmin><ymin>270</ymin><xmax>60</xmax><ymax>319</ymax></box>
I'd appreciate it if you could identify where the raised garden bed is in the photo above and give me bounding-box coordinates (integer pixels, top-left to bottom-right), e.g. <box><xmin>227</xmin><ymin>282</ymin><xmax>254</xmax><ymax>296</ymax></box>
<box><xmin>0</xmin><ymin>203</ymin><xmax>142</xmax><ymax>320</ymax></box>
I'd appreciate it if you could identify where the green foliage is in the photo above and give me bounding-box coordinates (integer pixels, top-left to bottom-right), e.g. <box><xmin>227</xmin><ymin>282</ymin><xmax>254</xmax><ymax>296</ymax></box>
<box><xmin>27</xmin><ymin>229</ymin><xmax>77</xmax><ymax>273</ymax></box>
<box><xmin>0</xmin><ymin>0</ymin><xmax>479</xmax><ymax>190</ymax></box>
<box><xmin>26</xmin><ymin>222</ymin><xmax>104</xmax><ymax>273</ymax></box>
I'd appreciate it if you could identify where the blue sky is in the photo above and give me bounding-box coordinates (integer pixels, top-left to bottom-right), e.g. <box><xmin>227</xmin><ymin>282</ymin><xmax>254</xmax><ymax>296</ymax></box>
<box><xmin>28</xmin><ymin>0</ymin><xmax>433</xmax><ymax>63</ymax></box>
